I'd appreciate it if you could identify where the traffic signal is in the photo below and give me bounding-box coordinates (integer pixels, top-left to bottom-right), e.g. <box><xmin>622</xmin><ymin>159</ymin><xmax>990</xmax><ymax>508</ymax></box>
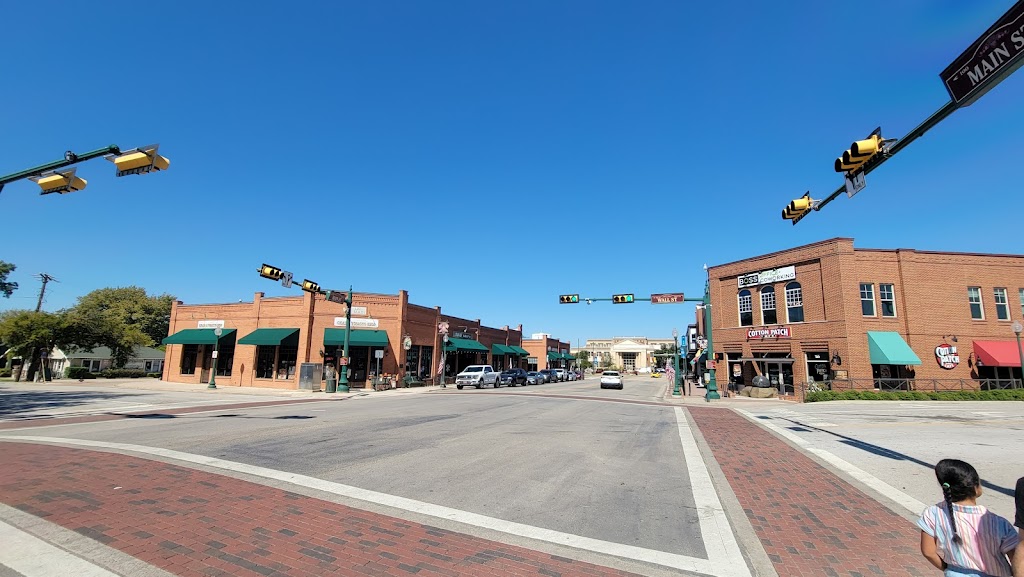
<box><xmin>107</xmin><ymin>144</ymin><xmax>170</xmax><ymax>177</ymax></box>
<box><xmin>612</xmin><ymin>294</ymin><xmax>635</xmax><ymax>304</ymax></box>
<box><xmin>301</xmin><ymin>279</ymin><xmax>321</xmax><ymax>294</ymax></box>
<box><xmin>258</xmin><ymin>263</ymin><xmax>283</xmax><ymax>281</ymax></box>
<box><xmin>835</xmin><ymin>130</ymin><xmax>886</xmax><ymax>175</ymax></box>
<box><xmin>782</xmin><ymin>193</ymin><xmax>813</xmax><ymax>223</ymax></box>
<box><xmin>30</xmin><ymin>169</ymin><xmax>86</xmax><ymax>195</ymax></box>
<box><xmin>559</xmin><ymin>294</ymin><xmax>580</xmax><ymax>304</ymax></box>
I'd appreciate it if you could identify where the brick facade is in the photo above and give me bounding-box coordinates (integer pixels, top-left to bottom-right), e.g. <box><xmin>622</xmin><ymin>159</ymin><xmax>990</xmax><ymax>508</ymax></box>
<box><xmin>707</xmin><ymin>238</ymin><xmax>1024</xmax><ymax>394</ymax></box>
<box><xmin>521</xmin><ymin>336</ymin><xmax>571</xmax><ymax>371</ymax></box>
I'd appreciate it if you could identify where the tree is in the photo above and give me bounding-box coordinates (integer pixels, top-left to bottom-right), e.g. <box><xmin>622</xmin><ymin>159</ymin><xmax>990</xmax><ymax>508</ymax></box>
<box><xmin>0</xmin><ymin>309</ymin><xmax>100</xmax><ymax>381</ymax></box>
<box><xmin>69</xmin><ymin>287</ymin><xmax>175</xmax><ymax>368</ymax></box>
<box><xmin>0</xmin><ymin>261</ymin><xmax>17</xmax><ymax>298</ymax></box>
<box><xmin>574</xmin><ymin>351</ymin><xmax>592</xmax><ymax>370</ymax></box>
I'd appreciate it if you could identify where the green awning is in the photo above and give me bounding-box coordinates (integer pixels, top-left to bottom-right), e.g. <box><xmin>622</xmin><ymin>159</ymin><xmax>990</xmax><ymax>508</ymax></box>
<box><xmin>238</xmin><ymin>328</ymin><xmax>299</xmax><ymax>346</ymax></box>
<box><xmin>444</xmin><ymin>337</ymin><xmax>488</xmax><ymax>352</ymax></box>
<box><xmin>562</xmin><ymin>352</ymin><xmax>576</xmax><ymax>360</ymax></box>
<box><xmin>324</xmin><ymin>329</ymin><xmax>390</xmax><ymax>347</ymax></box>
<box><xmin>547</xmin><ymin>351</ymin><xmax>560</xmax><ymax>360</ymax></box>
<box><xmin>867</xmin><ymin>331</ymin><xmax>922</xmax><ymax>365</ymax></box>
<box><xmin>509</xmin><ymin>345</ymin><xmax>530</xmax><ymax>356</ymax></box>
<box><xmin>491</xmin><ymin>344</ymin><xmax>516</xmax><ymax>355</ymax></box>
<box><xmin>163</xmin><ymin>328</ymin><xmax>236</xmax><ymax>345</ymax></box>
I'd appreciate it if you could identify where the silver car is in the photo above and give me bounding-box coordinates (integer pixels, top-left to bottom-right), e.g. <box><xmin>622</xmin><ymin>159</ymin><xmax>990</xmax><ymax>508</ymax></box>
<box><xmin>526</xmin><ymin>371</ymin><xmax>545</xmax><ymax>385</ymax></box>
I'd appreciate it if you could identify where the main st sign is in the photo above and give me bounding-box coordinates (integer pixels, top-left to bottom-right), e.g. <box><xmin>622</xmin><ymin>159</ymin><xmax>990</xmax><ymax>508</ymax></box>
<box><xmin>940</xmin><ymin>0</ymin><xmax>1024</xmax><ymax>106</ymax></box>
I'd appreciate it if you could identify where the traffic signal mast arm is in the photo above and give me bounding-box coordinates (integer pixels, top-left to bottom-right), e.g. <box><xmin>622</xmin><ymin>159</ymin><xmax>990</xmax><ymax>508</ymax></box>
<box><xmin>0</xmin><ymin>145</ymin><xmax>121</xmax><ymax>194</ymax></box>
<box><xmin>813</xmin><ymin>100</ymin><xmax>958</xmax><ymax>213</ymax></box>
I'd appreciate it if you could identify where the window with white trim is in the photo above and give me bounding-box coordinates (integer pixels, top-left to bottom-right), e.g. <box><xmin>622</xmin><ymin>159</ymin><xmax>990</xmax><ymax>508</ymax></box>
<box><xmin>994</xmin><ymin>287</ymin><xmax>1009</xmax><ymax>320</ymax></box>
<box><xmin>785</xmin><ymin>281</ymin><xmax>804</xmax><ymax>323</ymax></box>
<box><xmin>968</xmin><ymin>286</ymin><xmax>984</xmax><ymax>320</ymax></box>
<box><xmin>761</xmin><ymin>286</ymin><xmax>777</xmax><ymax>325</ymax></box>
<box><xmin>879</xmin><ymin>283</ymin><xmax>896</xmax><ymax>317</ymax></box>
<box><xmin>738</xmin><ymin>290</ymin><xmax>753</xmax><ymax>326</ymax></box>
<box><xmin>860</xmin><ymin>283</ymin><xmax>875</xmax><ymax>316</ymax></box>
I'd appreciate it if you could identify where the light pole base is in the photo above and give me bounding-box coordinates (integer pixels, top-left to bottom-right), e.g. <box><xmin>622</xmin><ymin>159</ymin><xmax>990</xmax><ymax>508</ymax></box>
<box><xmin>208</xmin><ymin>382</ymin><xmax>217</xmax><ymax>389</ymax></box>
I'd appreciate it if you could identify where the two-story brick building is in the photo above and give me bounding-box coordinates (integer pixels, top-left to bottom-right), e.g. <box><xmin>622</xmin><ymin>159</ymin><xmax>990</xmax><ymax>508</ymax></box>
<box><xmin>521</xmin><ymin>333</ymin><xmax>573</xmax><ymax>371</ymax></box>
<box><xmin>162</xmin><ymin>290</ymin><xmax>534</xmax><ymax>389</ymax></box>
<box><xmin>707</xmin><ymin>238</ymin><xmax>1024</xmax><ymax>395</ymax></box>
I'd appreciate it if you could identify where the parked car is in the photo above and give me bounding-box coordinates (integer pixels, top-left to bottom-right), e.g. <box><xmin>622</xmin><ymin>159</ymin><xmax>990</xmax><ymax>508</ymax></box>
<box><xmin>499</xmin><ymin>368</ymin><xmax>528</xmax><ymax>386</ymax></box>
<box><xmin>525</xmin><ymin>371</ymin><xmax>545</xmax><ymax>385</ymax></box>
<box><xmin>538</xmin><ymin>369</ymin><xmax>558</xmax><ymax>383</ymax></box>
<box><xmin>564</xmin><ymin>370</ymin><xmax>577</xmax><ymax>381</ymax></box>
<box><xmin>456</xmin><ymin>365</ymin><xmax>501</xmax><ymax>389</ymax></box>
<box><xmin>600</xmin><ymin>370</ymin><xmax>623</xmax><ymax>390</ymax></box>
<box><xmin>554</xmin><ymin>368</ymin><xmax>567</xmax><ymax>381</ymax></box>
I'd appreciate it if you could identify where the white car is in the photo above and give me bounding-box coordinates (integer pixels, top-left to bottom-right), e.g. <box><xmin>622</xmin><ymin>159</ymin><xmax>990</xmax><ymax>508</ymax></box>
<box><xmin>600</xmin><ymin>370</ymin><xmax>623</xmax><ymax>390</ymax></box>
<box><xmin>455</xmin><ymin>365</ymin><xmax>501</xmax><ymax>389</ymax></box>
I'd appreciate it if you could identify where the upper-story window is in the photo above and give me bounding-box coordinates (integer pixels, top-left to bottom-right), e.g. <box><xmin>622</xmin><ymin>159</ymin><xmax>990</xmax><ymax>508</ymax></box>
<box><xmin>994</xmin><ymin>288</ymin><xmax>1009</xmax><ymax>320</ymax></box>
<box><xmin>761</xmin><ymin>286</ymin><xmax>777</xmax><ymax>325</ymax></box>
<box><xmin>785</xmin><ymin>281</ymin><xmax>804</xmax><ymax>323</ymax></box>
<box><xmin>860</xmin><ymin>283</ymin><xmax>875</xmax><ymax>316</ymax></box>
<box><xmin>1019</xmin><ymin>288</ymin><xmax>1024</xmax><ymax>319</ymax></box>
<box><xmin>879</xmin><ymin>283</ymin><xmax>896</xmax><ymax>317</ymax></box>
<box><xmin>738</xmin><ymin>290</ymin><xmax>753</xmax><ymax>326</ymax></box>
<box><xmin>968</xmin><ymin>286</ymin><xmax>984</xmax><ymax>320</ymax></box>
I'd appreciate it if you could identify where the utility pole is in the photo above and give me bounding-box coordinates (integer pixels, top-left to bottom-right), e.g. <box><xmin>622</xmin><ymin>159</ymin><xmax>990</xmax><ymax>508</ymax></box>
<box><xmin>34</xmin><ymin>273</ymin><xmax>58</xmax><ymax>312</ymax></box>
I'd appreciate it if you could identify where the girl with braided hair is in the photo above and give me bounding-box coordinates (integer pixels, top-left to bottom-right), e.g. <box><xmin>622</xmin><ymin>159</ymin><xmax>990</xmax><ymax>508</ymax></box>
<box><xmin>917</xmin><ymin>459</ymin><xmax>1018</xmax><ymax>577</ymax></box>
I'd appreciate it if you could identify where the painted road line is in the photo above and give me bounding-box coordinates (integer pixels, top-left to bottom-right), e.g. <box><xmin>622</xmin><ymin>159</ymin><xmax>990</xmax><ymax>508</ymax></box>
<box><xmin>1</xmin><ymin>435</ymin><xmax>736</xmax><ymax>576</ymax></box>
<box><xmin>735</xmin><ymin>409</ymin><xmax>926</xmax><ymax>516</ymax></box>
<box><xmin>0</xmin><ymin>519</ymin><xmax>119</xmax><ymax>577</ymax></box>
<box><xmin>674</xmin><ymin>408</ymin><xmax>752</xmax><ymax>577</ymax></box>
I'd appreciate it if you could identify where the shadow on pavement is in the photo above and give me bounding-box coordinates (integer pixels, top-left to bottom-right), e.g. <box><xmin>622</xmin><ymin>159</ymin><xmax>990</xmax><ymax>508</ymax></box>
<box><xmin>0</xmin><ymin>387</ymin><xmax>143</xmax><ymax>419</ymax></box>
<box><xmin>119</xmin><ymin>413</ymin><xmax>316</xmax><ymax>420</ymax></box>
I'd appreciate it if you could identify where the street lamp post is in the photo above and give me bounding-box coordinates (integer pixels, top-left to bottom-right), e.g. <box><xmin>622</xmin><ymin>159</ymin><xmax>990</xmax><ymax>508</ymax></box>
<box><xmin>672</xmin><ymin>328</ymin><xmax>682</xmax><ymax>396</ymax></box>
<box><xmin>338</xmin><ymin>286</ymin><xmax>353</xmax><ymax>393</ymax></box>
<box><xmin>1013</xmin><ymin>320</ymin><xmax>1024</xmax><ymax>388</ymax></box>
<box><xmin>209</xmin><ymin>327</ymin><xmax>222</xmax><ymax>389</ymax></box>
<box><xmin>703</xmin><ymin>272</ymin><xmax>720</xmax><ymax>400</ymax></box>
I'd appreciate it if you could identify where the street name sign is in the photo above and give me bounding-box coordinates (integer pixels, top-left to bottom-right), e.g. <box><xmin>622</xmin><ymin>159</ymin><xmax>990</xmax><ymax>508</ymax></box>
<box><xmin>650</xmin><ymin>292</ymin><xmax>684</xmax><ymax>304</ymax></box>
<box><xmin>940</xmin><ymin>0</ymin><xmax>1024</xmax><ymax>107</ymax></box>
<box><xmin>326</xmin><ymin>290</ymin><xmax>347</xmax><ymax>305</ymax></box>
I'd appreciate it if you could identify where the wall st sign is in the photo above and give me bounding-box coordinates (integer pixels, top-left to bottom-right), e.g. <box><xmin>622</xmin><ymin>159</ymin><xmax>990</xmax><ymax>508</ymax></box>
<box><xmin>935</xmin><ymin>344</ymin><xmax>960</xmax><ymax>370</ymax></box>
<box><xmin>940</xmin><ymin>0</ymin><xmax>1024</xmax><ymax>106</ymax></box>
<box><xmin>737</xmin><ymin>265</ymin><xmax>796</xmax><ymax>288</ymax></box>
<box><xmin>747</xmin><ymin>327</ymin><xmax>791</xmax><ymax>339</ymax></box>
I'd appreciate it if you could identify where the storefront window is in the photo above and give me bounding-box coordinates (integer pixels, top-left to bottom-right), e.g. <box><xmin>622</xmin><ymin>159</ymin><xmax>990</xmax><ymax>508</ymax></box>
<box><xmin>805</xmin><ymin>351</ymin><xmax>829</xmax><ymax>383</ymax></box>
<box><xmin>785</xmin><ymin>282</ymin><xmax>804</xmax><ymax>323</ymax></box>
<box><xmin>760</xmin><ymin>287</ymin><xmax>777</xmax><ymax>325</ymax></box>
<box><xmin>216</xmin><ymin>342</ymin><xmax>235</xmax><ymax>376</ymax></box>
<box><xmin>255</xmin><ymin>346</ymin><xmax>276</xmax><ymax>379</ymax></box>
<box><xmin>422</xmin><ymin>347</ymin><xmax>433</xmax><ymax>378</ymax></box>
<box><xmin>181</xmin><ymin>344</ymin><xmax>198</xmax><ymax>375</ymax></box>
<box><xmin>406</xmin><ymin>346</ymin><xmax>420</xmax><ymax>376</ymax></box>
<box><xmin>871</xmin><ymin>364</ymin><xmax>914</xmax><ymax>391</ymax></box>
<box><xmin>738</xmin><ymin>290</ymin><xmax>753</xmax><ymax>326</ymax></box>
<box><xmin>278</xmin><ymin>346</ymin><xmax>298</xmax><ymax>379</ymax></box>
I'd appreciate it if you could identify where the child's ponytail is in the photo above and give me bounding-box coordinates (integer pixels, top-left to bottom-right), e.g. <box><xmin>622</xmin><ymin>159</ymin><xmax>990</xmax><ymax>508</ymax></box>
<box><xmin>934</xmin><ymin>459</ymin><xmax>979</xmax><ymax>546</ymax></box>
<box><xmin>941</xmin><ymin>482</ymin><xmax>961</xmax><ymax>544</ymax></box>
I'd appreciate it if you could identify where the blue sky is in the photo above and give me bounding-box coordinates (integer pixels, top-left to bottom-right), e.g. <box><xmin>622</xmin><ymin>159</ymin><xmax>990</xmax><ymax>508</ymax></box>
<box><xmin>2</xmin><ymin>1</ymin><xmax>1023</xmax><ymax>347</ymax></box>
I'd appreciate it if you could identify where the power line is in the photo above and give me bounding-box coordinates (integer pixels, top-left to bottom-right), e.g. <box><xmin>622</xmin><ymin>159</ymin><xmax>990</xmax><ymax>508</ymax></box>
<box><xmin>34</xmin><ymin>273</ymin><xmax>59</xmax><ymax>312</ymax></box>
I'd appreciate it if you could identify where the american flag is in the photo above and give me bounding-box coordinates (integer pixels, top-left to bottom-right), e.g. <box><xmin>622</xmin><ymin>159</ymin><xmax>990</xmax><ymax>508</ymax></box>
<box><xmin>438</xmin><ymin>357</ymin><xmax>445</xmax><ymax>376</ymax></box>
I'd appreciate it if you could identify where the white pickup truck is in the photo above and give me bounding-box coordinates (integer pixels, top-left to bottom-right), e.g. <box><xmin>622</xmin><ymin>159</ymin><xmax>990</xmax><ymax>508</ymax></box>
<box><xmin>455</xmin><ymin>365</ymin><xmax>501</xmax><ymax>389</ymax></box>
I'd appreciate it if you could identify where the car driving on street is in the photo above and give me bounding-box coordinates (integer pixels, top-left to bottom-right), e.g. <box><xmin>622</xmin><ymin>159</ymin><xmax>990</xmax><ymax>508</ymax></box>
<box><xmin>600</xmin><ymin>370</ymin><xmax>623</xmax><ymax>390</ymax></box>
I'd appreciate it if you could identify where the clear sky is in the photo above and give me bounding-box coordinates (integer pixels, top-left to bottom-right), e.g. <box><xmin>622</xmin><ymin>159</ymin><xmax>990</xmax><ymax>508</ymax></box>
<box><xmin>2</xmin><ymin>1</ymin><xmax>1023</xmax><ymax>347</ymax></box>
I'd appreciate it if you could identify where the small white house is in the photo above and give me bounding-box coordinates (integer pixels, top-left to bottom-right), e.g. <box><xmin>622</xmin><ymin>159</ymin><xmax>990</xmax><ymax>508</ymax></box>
<box><xmin>49</xmin><ymin>346</ymin><xmax>165</xmax><ymax>376</ymax></box>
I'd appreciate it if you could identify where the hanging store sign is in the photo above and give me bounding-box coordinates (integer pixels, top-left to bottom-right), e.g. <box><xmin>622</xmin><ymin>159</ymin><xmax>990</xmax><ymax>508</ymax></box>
<box><xmin>935</xmin><ymin>344</ymin><xmax>960</xmax><ymax>370</ymax></box>
<box><xmin>334</xmin><ymin>317</ymin><xmax>380</xmax><ymax>328</ymax></box>
<box><xmin>737</xmin><ymin>265</ymin><xmax>796</xmax><ymax>288</ymax></box>
<box><xmin>197</xmin><ymin>320</ymin><xmax>225</xmax><ymax>329</ymax></box>
<box><xmin>747</xmin><ymin>327</ymin><xmax>791</xmax><ymax>339</ymax></box>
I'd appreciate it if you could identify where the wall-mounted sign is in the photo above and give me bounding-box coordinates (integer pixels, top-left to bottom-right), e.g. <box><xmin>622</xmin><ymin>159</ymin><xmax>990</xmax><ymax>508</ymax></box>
<box><xmin>935</xmin><ymin>344</ymin><xmax>960</xmax><ymax>370</ymax></box>
<box><xmin>198</xmin><ymin>320</ymin><xmax>225</xmax><ymax>329</ymax></box>
<box><xmin>453</xmin><ymin>331</ymin><xmax>474</xmax><ymax>340</ymax></box>
<box><xmin>350</xmin><ymin>306</ymin><xmax>367</xmax><ymax>316</ymax></box>
<box><xmin>738</xmin><ymin>265</ymin><xmax>796</xmax><ymax>288</ymax></box>
<box><xmin>747</xmin><ymin>327</ymin><xmax>791</xmax><ymax>339</ymax></box>
<box><xmin>333</xmin><ymin>317</ymin><xmax>380</xmax><ymax>329</ymax></box>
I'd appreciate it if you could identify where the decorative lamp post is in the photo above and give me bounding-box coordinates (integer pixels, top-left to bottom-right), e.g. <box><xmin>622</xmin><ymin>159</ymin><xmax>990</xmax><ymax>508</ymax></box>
<box><xmin>1013</xmin><ymin>320</ymin><xmax>1024</xmax><ymax>388</ymax></box>
<box><xmin>703</xmin><ymin>268</ymin><xmax>720</xmax><ymax>400</ymax></box>
<box><xmin>338</xmin><ymin>286</ymin><xmax>353</xmax><ymax>393</ymax></box>
<box><xmin>672</xmin><ymin>328</ymin><xmax>682</xmax><ymax>396</ymax></box>
<box><xmin>209</xmin><ymin>327</ymin><xmax>222</xmax><ymax>389</ymax></box>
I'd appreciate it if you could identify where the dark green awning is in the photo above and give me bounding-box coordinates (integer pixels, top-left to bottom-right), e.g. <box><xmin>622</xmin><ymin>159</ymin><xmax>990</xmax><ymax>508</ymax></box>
<box><xmin>444</xmin><ymin>337</ymin><xmax>488</xmax><ymax>352</ymax></box>
<box><xmin>324</xmin><ymin>329</ymin><xmax>390</xmax><ymax>347</ymax></box>
<box><xmin>238</xmin><ymin>328</ymin><xmax>299</xmax><ymax>346</ymax></box>
<box><xmin>509</xmin><ymin>345</ymin><xmax>530</xmax><ymax>356</ymax></box>
<box><xmin>547</xmin><ymin>351</ymin><xmax>560</xmax><ymax>360</ymax></box>
<box><xmin>162</xmin><ymin>328</ymin><xmax>236</xmax><ymax>345</ymax></box>
<box><xmin>867</xmin><ymin>331</ymin><xmax>921</xmax><ymax>365</ymax></box>
<box><xmin>491</xmin><ymin>344</ymin><xmax>516</xmax><ymax>355</ymax></box>
<box><xmin>561</xmin><ymin>352</ymin><xmax>575</xmax><ymax>360</ymax></box>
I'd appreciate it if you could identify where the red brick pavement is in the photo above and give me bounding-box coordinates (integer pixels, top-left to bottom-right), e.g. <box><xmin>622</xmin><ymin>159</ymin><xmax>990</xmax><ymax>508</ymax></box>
<box><xmin>688</xmin><ymin>407</ymin><xmax>933</xmax><ymax>577</ymax></box>
<box><xmin>0</xmin><ymin>442</ymin><xmax>640</xmax><ymax>577</ymax></box>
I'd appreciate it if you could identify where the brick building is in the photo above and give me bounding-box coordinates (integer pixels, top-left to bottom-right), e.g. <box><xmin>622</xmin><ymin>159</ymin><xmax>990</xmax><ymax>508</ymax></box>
<box><xmin>162</xmin><ymin>290</ymin><xmax>534</xmax><ymax>389</ymax></box>
<box><xmin>707</xmin><ymin>238</ymin><xmax>1024</xmax><ymax>395</ymax></box>
<box><xmin>521</xmin><ymin>333</ymin><xmax>573</xmax><ymax>371</ymax></box>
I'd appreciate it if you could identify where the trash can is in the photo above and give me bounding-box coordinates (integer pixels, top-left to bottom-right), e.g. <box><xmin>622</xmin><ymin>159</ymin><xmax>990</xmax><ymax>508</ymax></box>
<box><xmin>324</xmin><ymin>365</ymin><xmax>337</xmax><ymax>393</ymax></box>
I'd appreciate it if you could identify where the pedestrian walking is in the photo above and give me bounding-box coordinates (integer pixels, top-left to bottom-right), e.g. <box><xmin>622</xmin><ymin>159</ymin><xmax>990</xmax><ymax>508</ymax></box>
<box><xmin>1013</xmin><ymin>476</ymin><xmax>1023</xmax><ymax>576</ymax></box>
<box><xmin>917</xmin><ymin>459</ymin><xmax>1018</xmax><ymax>577</ymax></box>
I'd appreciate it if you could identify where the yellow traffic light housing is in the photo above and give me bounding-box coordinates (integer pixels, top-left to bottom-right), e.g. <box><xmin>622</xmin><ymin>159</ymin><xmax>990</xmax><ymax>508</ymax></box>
<box><xmin>301</xmin><ymin>279</ymin><xmax>321</xmax><ymax>294</ymax></box>
<box><xmin>107</xmin><ymin>144</ymin><xmax>170</xmax><ymax>177</ymax></box>
<box><xmin>559</xmin><ymin>294</ymin><xmax>579</xmax><ymax>304</ymax></box>
<box><xmin>834</xmin><ymin>129</ymin><xmax>886</xmax><ymax>175</ymax></box>
<box><xmin>30</xmin><ymin>169</ymin><xmax>86</xmax><ymax>195</ymax></box>
<box><xmin>258</xmin><ymin>264</ymin><xmax>283</xmax><ymax>281</ymax></box>
<box><xmin>612</xmin><ymin>294</ymin><xmax>635</xmax><ymax>304</ymax></box>
<box><xmin>782</xmin><ymin>193</ymin><xmax>814</xmax><ymax>223</ymax></box>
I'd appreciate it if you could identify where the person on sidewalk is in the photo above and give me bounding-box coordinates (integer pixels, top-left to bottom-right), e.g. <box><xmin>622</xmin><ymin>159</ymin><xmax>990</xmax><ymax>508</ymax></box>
<box><xmin>918</xmin><ymin>459</ymin><xmax>1018</xmax><ymax>577</ymax></box>
<box><xmin>1014</xmin><ymin>476</ymin><xmax>1023</xmax><ymax>576</ymax></box>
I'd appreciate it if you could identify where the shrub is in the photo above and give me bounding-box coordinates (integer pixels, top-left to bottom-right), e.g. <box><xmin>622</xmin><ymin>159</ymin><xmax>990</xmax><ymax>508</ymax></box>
<box><xmin>805</xmin><ymin>389</ymin><xmax>1024</xmax><ymax>402</ymax></box>
<box><xmin>100</xmin><ymin>368</ymin><xmax>147</xmax><ymax>379</ymax></box>
<box><xmin>0</xmin><ymin>368</ymin><xmax>11</xmax><ymax>378</ymax></box>
<box><xmin>65</xmin><ymin>366</ymin><xmax>96</xmax><ymax>380</ymax></box>
<box><xmin>146</xmin><ymin>372</ymin><xmax>161</xmax><ymax>378</ymax></box>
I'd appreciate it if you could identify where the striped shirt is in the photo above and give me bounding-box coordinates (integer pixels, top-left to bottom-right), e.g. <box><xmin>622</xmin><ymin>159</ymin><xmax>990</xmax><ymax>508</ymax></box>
<box><xmin>918</xmin><ymin>502</ymin><xmax>1019</xmax><ymax>577</ymax></box>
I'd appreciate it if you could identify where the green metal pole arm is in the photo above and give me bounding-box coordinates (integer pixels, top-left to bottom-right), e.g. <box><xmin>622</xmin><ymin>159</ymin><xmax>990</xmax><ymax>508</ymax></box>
<box><xmin>0</xmin><ymin>145</ymin><xmax>122</xmax><ymax>191</ymax></box>
<box><xmin>814</xmin><ymin>100</ymin><xmax>958</xmax><ymax>212</ymax></box>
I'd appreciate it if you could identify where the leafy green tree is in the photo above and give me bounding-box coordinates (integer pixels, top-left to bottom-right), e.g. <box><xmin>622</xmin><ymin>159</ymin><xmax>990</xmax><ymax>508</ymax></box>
<box><xmin>0</xmin><ymin>310</ymin><xmax>100</xmax><ymax>381</ymax></box>
<box><xmin>574</xmin><ymin>351</ymin><xmax>592</xmax><ymax>370</ymax></box>
<box><xmin>69</xmin><ymin>287</ymin><xmax>175</xmax><ymax>368</ymax></box>
<box><xmin>0</xmin><ymin>261</ymin><xmax>17</xmax><ymax>299</ymax></box>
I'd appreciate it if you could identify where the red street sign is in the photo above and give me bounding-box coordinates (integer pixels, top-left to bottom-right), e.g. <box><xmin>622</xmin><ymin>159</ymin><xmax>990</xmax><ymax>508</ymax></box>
<box><xmin>339</xmin><ymin>357</ymin><xmax>349</xmax><ymax>366</ymax></box>
<box><xmin>650</xmin><ymin>292</ymin><xmax>684</xmax><ymax>304</ymax></box>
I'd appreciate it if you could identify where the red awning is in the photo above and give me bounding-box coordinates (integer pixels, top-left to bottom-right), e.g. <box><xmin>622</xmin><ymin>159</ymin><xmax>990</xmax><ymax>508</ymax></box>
<box><xmin>973</xmin><ymin>340</ymin><xmax>1022</xmax><ymax>367</ymax></box>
